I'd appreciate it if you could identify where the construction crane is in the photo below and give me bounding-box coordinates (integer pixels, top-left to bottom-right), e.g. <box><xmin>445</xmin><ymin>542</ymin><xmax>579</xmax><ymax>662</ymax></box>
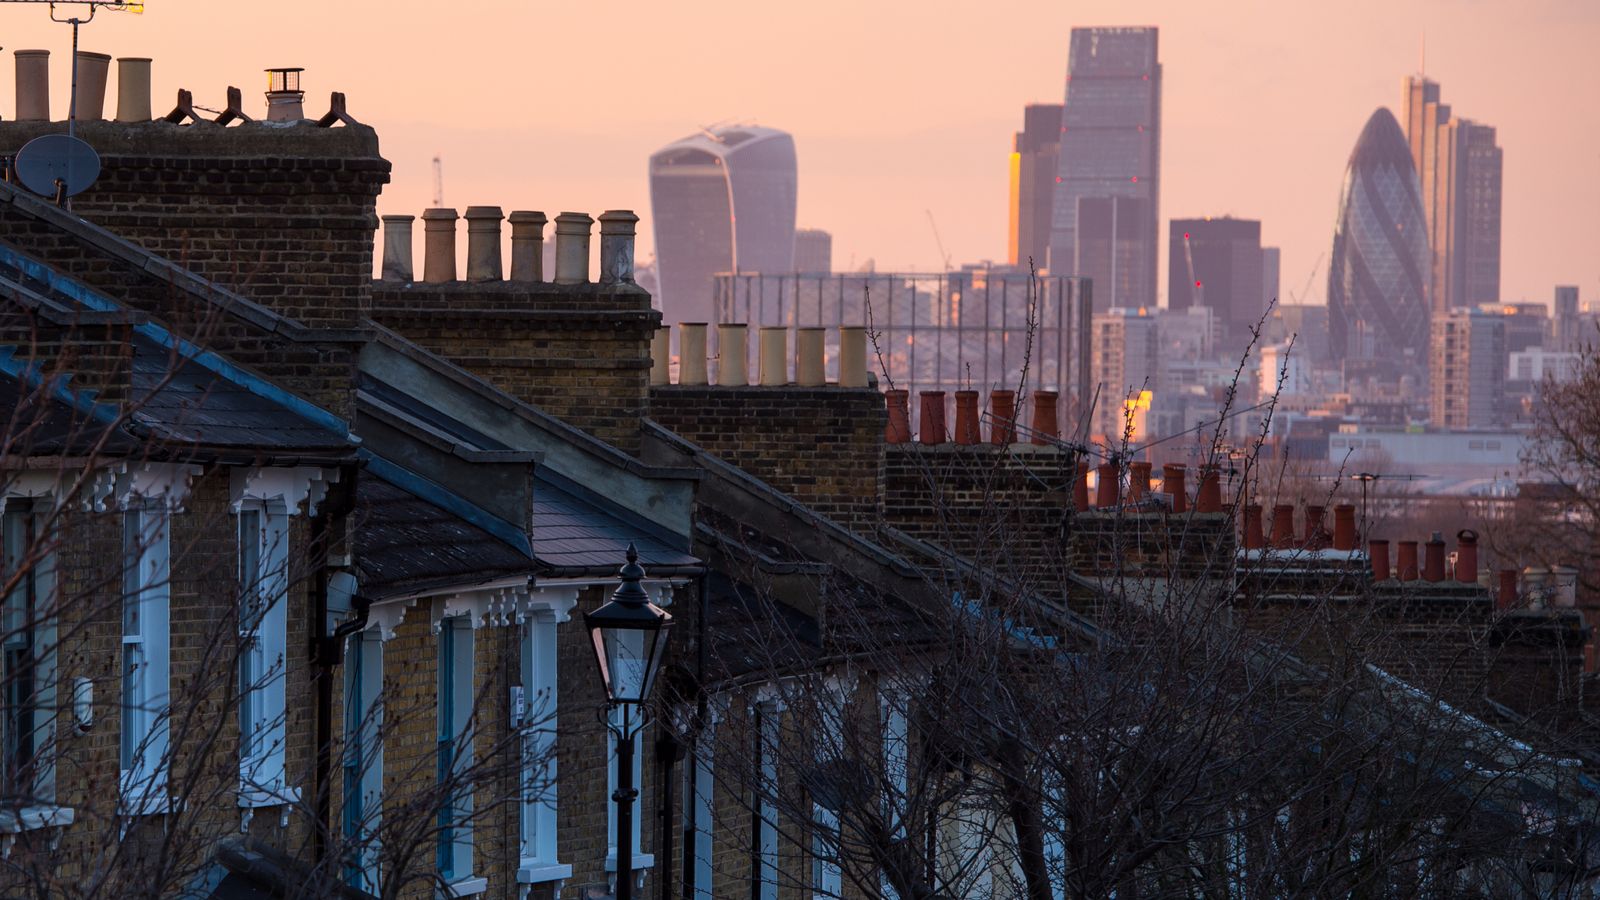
<box><xmin>924</xmin><ymin>210</ymin><xmax>952</xmax><ymax>272</ymax></box>
<box><xmin>1288</xmin><ymin>252</ymin><xmax>1325</xmax><ymax>305</ymax></box>
<box><xmin>432</xmin><ymin>155</ymin><xmax>444</xmax><ymax>207</ymax></box>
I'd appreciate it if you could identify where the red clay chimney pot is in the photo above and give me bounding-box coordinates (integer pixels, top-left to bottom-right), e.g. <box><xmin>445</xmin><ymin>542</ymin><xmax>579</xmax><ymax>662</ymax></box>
<box><xmin>918</xmin><ymin>391</ymin><xmax>947</xmax><ymax>445</ymax></box>
<box><xmin>989</xmin><ymin>390</ymin><xmax>1017</xmax><ymax>445</ymax></box>
<box><xmin>953</xmin><ymin>390</ymin><xmax>980</xmax><ymax>445</ymax></box>
<box><xmin>1332</xmin><ymin>503</ymin><xmax>1357</xmax><ymax>551</ymax></box>
<box><xmin>885</xmin><ymin>389</ymin><xmax>911</xmax><ymax>444</ymax></box>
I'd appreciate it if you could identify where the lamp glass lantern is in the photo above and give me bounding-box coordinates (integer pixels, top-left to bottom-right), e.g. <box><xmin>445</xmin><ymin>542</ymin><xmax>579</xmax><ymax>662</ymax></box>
<box><xmin>585</xmin><ymin>544</ymin><xmax>673</xmax><ymax>707</ymax></box>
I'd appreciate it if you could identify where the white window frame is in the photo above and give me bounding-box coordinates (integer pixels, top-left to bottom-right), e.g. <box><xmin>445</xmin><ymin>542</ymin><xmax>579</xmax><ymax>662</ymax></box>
<box><xmin>813</xmin><ymin>679</ymin><xmax>848</xmax><ymax>899</ymax></box>
<box><xmin>1</xmin><ymin>495</ymin><xmax>58</xmax><ymax>808</ymax></box>
<box><xmin>518</xmin><ymin>611</ymin><xmax>571</xmax><ymax>887</ymax></box>
<box><xmin>880</xmin><ymin>685</ymin><xmax>911</xmax><ymax>900</ymax></box>
<box><xmin>687</xmin><ymin>702</ymin><xmax>720</xmax><ymax>900</ymax></box>
<box><xmin>343</xmin><ymin>630</ymin><xmax>383</xmax><ymax>894</ymax></box>
<box><xmin>237</xmin><ymin>500</ymin><xmax>290</xmax><ymax>804</ymax></box>
<box><xmin>436</xmin><ymin>616</ymin><xmax>476</xmax><ymax>889</ymax></box>
<box><xmin>754</xmin><ymin>689</ymin><xmax>785</xmax><ymax>900</ymax></box>
<box><xmin>120</xmin><ymin>503</ymin><xmax>171</xmax><ymax>812</ymax></box>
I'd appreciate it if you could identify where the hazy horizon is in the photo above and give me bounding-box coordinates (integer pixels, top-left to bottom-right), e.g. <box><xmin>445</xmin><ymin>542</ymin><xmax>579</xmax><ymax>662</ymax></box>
<box><xmin>2</xmin><ymin>0</ymin><xmax>1594</xmax><ymax>308</ymax></box>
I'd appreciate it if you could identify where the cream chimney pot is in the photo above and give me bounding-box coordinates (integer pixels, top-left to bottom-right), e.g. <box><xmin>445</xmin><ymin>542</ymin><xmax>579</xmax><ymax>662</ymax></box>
<box><xmin>73</xmin><ymin>52</ymin><xmax>111</xmax><ymax>121</ymax></box>
<box><xmin>758</xmin><ymin>327</ymin><xmax>788</xmax><ymax>386</ymax></box>
<box><xmin>421</xmin><ymin>208</ymin><xmax>459</xmax><ymax>284</ymax></box>
<box><xmin>717</xmin><ymin>324</ymin><xmax>749</xmax><ymax>386</ymax></box>
<box><xmin>597</xmin><ymin>210</ymin><xmax>640</xmax><ymax>285</ymax></box>
<box><xmin>796</xmin><ymin>327</ymin><xmax>825</xmax><ymax>386</ymax></box>
<box><xmin>380</xmin><ymin>215</ymin><xmax>415</xmax><ymax>282</ymax></box>
<box><xmin>650</xmin><ymin>328</ymin><xmax>671</xmax><ymax>386</ymax></box>
<box><xmin>464</xmin><ymin>206</ymin><xmax>504</xmax><ymax>282</ymax></box>
<box><xmin>553</xmin><ymin>212</ymin><xmax>593</xmax><ymax>284</ymax></box>
<box><xmin>115</xmin><ymin>57</ymin><xmax>152</xmax><ymax>122</ymax></box>
<box><xmin>838</xmin><ymin>325</ymin><xmax>868</xmax><ymax>388</ymax></box>
<box><xmin>508</xmin><ymin>211</ymin><xmax>547</xmax><ymax>282</ymax></box>
<box><xmin>679</xmin><ymin>323</ymin><xmax>709</xmax><ymax>386</ymax></box>
<box><xmin>15</xmin><ymin>51</ymin><xmax>50</xmax><ymax>122</ymax></box>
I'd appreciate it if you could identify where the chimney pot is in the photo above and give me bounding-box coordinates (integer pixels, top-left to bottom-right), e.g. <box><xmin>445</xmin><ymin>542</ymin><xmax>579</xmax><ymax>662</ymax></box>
<box><xmin>716</xmin><ymin>324</ymin><xmax>749</xmax><ymax>386</ymax></box>
<box><xmin>650</xmin><ymin>327</ymin><xmax>670</xmax><ymax>386</ymax></box>
<box><xmin>380</xmin><ymin>214</ymin><xmax>415</xmax><ymax>282</ymax></box>
<box><xmin>115</xmin><ymin>57</ymin><xmax>152</xmax><ymax>122</ymax></box>
<box><xmin>989</xmin><ymin>390</ymin><xmax>1017</xmax><ymax>444</ymax></box>
<box><xmin>1496</xmin><ymin>568</ymin><xmax>1518</xmax><ymax>610</ymax></box>
<box><xmin>553</xmin><ymin>212</ymin><xmax>594</xmax><ymax>284</ymax></box>
<box><xmin>1396</xmin><ymin>540</ymin><xmax>1420</xmax><ymax>581</ymax></box>
<box><xmin>795</xmin><ymin>328</ymin><xmax>825</xmax><ymax>386</ymax></box>
<box><xmin>758</xmin><ymin>326</ymin><xmax>788</xmax><ymax>386</ymax></box>
<box><xmin>1030</xmin><ymin>391</ymin><xmax>1059</xmax><ymax>444</ymax></box>
<box><xmin>885</xmin><ymin>389</ymin><xmax>911</xmax><ymax>444</ymax></box>
<box><xmin>1422</xmin><ymin>532</ymin><xmax>1446</xmax><ymax>582</ymax></box>
<box><xmin>597</xmin><ymin>210</ymin><xmax>640</xmax><ymax>284</ymax></box>
<box><xmin>1370</xmin><ymin>540</ymin><xmax>1392</xmax><ymax>581</ymax></box>
<box><xmin>1304</xmin><ymin>504</ymin><xmax>1329</xmax><ymax>550</ymax></box>
<box><xmin>420</xmin><ymin>208</ymin><xmax>459</xmax><ymax>283</ymax></box>
<box><xmin>1162</xmin><ymin>464</ymin><xmax>1188</xmax><ymax>513</ymax></box>
<box><xmin>464</xmin><ymin>206</ymin><xmax>504</xmax><ymax>282</ymax></box>
<box><xmin>1270</xmin><ymin>504</ymin><xmax>1296</xmax><ymax>549</ymax></box>
<box><xmin>1095</xmin><ymin>462</ymin><xmax>1121</xmax><ymax>509</ymax></box>
<box><xmin>1243</xmin><ymin>504</ymin><xmax>1266</xmax><ymax>550</ymax></box>
<box><xmin>918</xmin><ymin>391</ymin><xmax>947</xmax><ymax>444</ymax></box>
<box><xmin>73</xmin><ymin>52</ymin><xmax>112</xmax><ymax>121</ymax></box>
<box><xmin>953</xmin><ymin>391</ymin><xmax>980</xmax><ymax>444</ymax></box>
<box><xmin>1128</xmin><ymin>461</ymin><xmax>1153</xmax><ymax>500</ymax></box>
<box><xmin>837</xmin><ymin>326</ymin><xmax>868</xmax><ymax>387</ymax></box>
<box><xmin>1195</xmin><ymin>465</ymin><xmax>1222</xmax><ymax>513</ymax></box>
<box><xmin>263</xmin><ymin>66</ymin><xmax>306</xmax><ymax>121</ymax></box>
<box><xmin>1332</xmin><ymin>503</ymin><xmax>1357</xmax><ymax>551</ymax></box>
<box><xmin>1455</xmin><ymin>529</ymin><xmax>1479</xmax><ymax>584</ymax></box>
<box><xmin>508</xmin><ymin>211</ymin><xmax>548</xmax><ymax>281</ymax></box>
<box><xmin>678</xmin><ymin>323</ymin><xmax>708</xmax><ymax>386</ymax></box>
<box><xmin>15</xmin><ymin>50</ymin><xmax>50</xmax><ymax>122</ymax></box>
<box><xmin>1073</xmin><ymin>461</ymin><xmax>1090</xmax><ymax>511</ymax></box>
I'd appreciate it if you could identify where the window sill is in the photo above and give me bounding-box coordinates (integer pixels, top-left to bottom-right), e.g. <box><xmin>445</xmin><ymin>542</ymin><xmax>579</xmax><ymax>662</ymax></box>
<box><xmin>517</xmin><ymin>860</ymin><xmax>572</xmax><ymax>884</ymax></box>
<box><xmin>603</xmin><ymin>851</ymin><xmax>655</xmax><ymax>873</ymax></box>
<box><xmin>118</xmin><ymin>790</ymin><xmax>174</xmax><ymax>818</ymax></box>
<box><xmin>442</xmin><ymin>875</ymin><xmax>488</xmax><ymax>897</ymax></box>
<box><xmin>0</xmin><ymin>805</ymin><xmax>74</xmax><ymax>833</ymax></box>
<box><xmin>237</xmin><ymin>785</ymin><xmax>300</xmax><ymax>809</ymax></box>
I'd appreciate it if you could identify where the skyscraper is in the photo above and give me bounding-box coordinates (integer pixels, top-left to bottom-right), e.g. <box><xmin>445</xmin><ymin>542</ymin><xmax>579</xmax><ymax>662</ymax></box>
<box><xmin>1403</xmin><ymin>77</ymin><xmax>1503</xmax><ymax>311</ymax></box>
<box><xmin>1168</xmin><ymin>217</ymin><xmax>1264</xmax><ymax>354</ymax></box>
<box><xmin>649</xmin><ymin>125</ymin><xmax>798</xmax><ymax>325</ymax></box>
<box><xmin>1262</xmin><ymin>246</ymin><xmax>1280</xmax><ymax>310</ymax></box>
<box><xmin>793</xmin><ymin>228</ymin><xmax>833</xmax><ymax>273</ymax></box>
<box><xmin>1553</xmin><ymin>285</ymin><xmax>1580</xmax><ymax>350</ymax></box>
<box><xmin>1049</xmin><ymin>27</ymin><xmax>1160</xmax><ymax>310</ymax></box>
<box><xmin>1328</xmin><ymin>108</ymin><xmax>1431</xmax><ymax>368</ymax></box>
<box><xmin>1430</xmin><ymin>307</ymin><xmax>1506</xmax><ymax>428</ymax></box>
<box><xmin>1008</xmin><ymin>103</ymin><xmax>1062</xmax><ymax>271</ymax></box>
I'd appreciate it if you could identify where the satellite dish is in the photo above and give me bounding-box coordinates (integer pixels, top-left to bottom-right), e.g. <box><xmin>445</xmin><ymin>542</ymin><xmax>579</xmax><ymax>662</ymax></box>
<box><xmin>15</xmin><ymin>134</ymin><xmax>101</xmax><ymax>199</ymax></box>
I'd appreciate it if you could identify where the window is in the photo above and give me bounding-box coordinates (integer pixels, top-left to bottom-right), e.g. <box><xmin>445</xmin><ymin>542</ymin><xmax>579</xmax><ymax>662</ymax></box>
<box><xmin>880</xmin><ymin>688</ymin><xmax>910</xmax><ymax>900</ymax></box>
<box><xmin>812</xmin><ymin>683</ymin><xmax>845</xmax><ymax>899</ymax></box>
<box><xmin>754</xmin><ymin>696</ymin><xmax>781</xmax><ymax>900</ymax></box>
<box><xmin>238</xmin><ymin>502</ymin><xmax>289</xmax><ymax>800</ymax></box>
<box><xmin>518</xmin><ymin>613</ymin><xmax>568</xmax><ymax>884</ymax></box>
<box><xmin>2</xmin><ymin>499</ymin><xmax>57</xmax><ymax>804</ymax></box>
<box><xmin>121</xmin><ymin>505</ymin><xmax>170</xmax><ymax>808</ymax></box>
<box><xmin>436</xmin><ymin>618</ymin><xmax>475</xmax><ymax>885</ymax></box>
<box><xmin>343</xmin><ymin>631</ymin><xmax>383</xmax><ymax>893</ymax></box>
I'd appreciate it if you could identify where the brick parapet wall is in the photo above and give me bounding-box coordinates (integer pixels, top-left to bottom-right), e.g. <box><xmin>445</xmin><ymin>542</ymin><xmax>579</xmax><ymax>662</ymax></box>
<box><xmin>649</xmin><ymin>385</ymin><xmax>887</xmax><ymax>530</ymax></box>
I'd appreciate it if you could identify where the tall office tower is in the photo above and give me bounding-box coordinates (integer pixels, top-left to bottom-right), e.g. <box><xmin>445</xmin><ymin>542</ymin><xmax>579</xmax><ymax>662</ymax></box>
<box><xmin>1008</xmin><ymin>103</ymin><xmax>1063</xmax><ymax>270</ymax></box>
<box><xmin>1403</xmin><ymin>77</ymin><xmax>1503</xmax><ymax>311</ymax></box>
<box><xmin>1168</xmin><ymin>217</ymin><xmax>1264</xmax><ymax>354</ymax></box>
<box><xmin>649</xmin><ymin>125</ymin><xmax>798</xmax><ymax>325</ymax></box>
<box><xmin>794</xmin><ymin>228</ymin><xmax>833</xmax><ymax>273</ymax></box>
<box><xmin>1090</xmin><ymin>306</ymin><xmax>1161</xmax><ymax>442</ymax></box>
<box><xmin>1430</xmin><ymin>307</ymin><xmax>1506</xmax><ymax>428</ymax></box>
<box><xmin>1049</xmin><ymin>27</ymin><xmax>1160</xmax><ymax>309</ymax></box>
<box><xmin>1262</xmin><ymin>246</ymin><xmax>1280</xmax><ymax>309</ymax></box>
<box><xmin>1553</xmin><ymin>285</ymin><xmax>1580</xmax><ymax>349</ymax></box>
<box><xmin>1328</xmin><ymin>108</ymin><xmax>1430</xmax><ymax>368</ymax></box>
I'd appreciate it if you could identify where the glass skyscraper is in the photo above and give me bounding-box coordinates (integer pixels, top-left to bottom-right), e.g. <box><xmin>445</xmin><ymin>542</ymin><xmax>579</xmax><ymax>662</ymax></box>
<box><xmin>649</xmin><ymin>125</ymin><xmax>797</xmax><ymax>325</ymax></box>
<box><xmin>1328</xmin><ymin>108</ymin><xmax>1431</xmax><ymax>367</ymax></box>
<box><xmin>1048</xmin><ymin>27</ymin><xmax>1160</xmax><ymax>311</ymax></box>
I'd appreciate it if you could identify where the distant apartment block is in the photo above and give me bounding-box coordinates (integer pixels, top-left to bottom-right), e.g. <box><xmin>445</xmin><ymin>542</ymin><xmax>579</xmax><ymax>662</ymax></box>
<box><xmin>1008</xmin><ymin>103</ymin><xmax>1062</xmax><ymax>271</ymax></box>
<box><xmin>1090</xmin><ymin>306</ymin><xmax>1160</xmax><ymax>442</ymax></box>
<box><xmin>1430</xmin><ymin>308</ymin><xmax>1507</xmax><ymax>428</ymax></box>
<box><xmin>1169</xmin><ymin>217</ymin><xmax>1265</xmax><ymax>354</ymax></box>
<box><xmin>793</xmin><ymin>227</ymin><xmax>833</xmax><ymax>273</ymax></box>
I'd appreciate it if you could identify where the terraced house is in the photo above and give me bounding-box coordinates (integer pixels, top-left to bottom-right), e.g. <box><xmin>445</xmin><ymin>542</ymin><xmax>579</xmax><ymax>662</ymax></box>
<box><xmin>0</xmin><ymin>57</ymin><xmax>1598</xmax><ymax>900</ymax></box>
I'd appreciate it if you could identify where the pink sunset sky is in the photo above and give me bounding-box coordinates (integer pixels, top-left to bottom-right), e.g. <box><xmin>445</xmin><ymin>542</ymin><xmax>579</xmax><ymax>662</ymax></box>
<box><xmin>1</xmin><ymin>0</ymin><xmax>1595</xmax><ymax>307</ymax></box>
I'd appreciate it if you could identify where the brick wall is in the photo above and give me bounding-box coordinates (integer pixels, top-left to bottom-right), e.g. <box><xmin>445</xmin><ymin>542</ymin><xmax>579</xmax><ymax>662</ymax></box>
<box><xmin>649</xmin><ymin>385</ymin><xmax>887</xmax><ymax>530</ymax></box>
<box><xmin>371</xmin><ymin>282</ymin><xmax>658</xmax><ymax>456</ymax></box>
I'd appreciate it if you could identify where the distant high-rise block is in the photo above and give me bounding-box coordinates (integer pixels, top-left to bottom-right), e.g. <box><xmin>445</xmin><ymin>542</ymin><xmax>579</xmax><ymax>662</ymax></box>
<box><xmin>649</xmin><ymin>125</ymin><xmax>797</xmax><ymax>325</ymax></box>
<box><xmin>1262</xmin><ymin>246</ymin><xmax>1280</xmax><ymax>309</ymax></box>
<box><xmin>1403</xmin><ymin>77</ymin><xmax>1502</xmax><ymax>311</ymax></box>
<box><xmin>1090</xmin><ymin>306</ymin><xmax>1160</xmax><ymax>442</ymax></box>
<box><xmin>793</xmin><ymin>228</ymin><xmax>832</xmax><ymax>273</ymax></box>
<box><xmin>1049</xmin><ymin>27</ymin><xmax>1160</xmax><ymax>310</ymax></box>
<box><xmin>1008</xmin><ymin>103</ymin><xmax>1062</xmax><ymax>271</ymax></box>
<box><xmin>1554</xmin><ymin>285</ymin><xmax>1580</xmax><ymax>349</ymax></box>
<box><xmin>1169</xmin><ymin>217</ymin><xmax>1264</xmax><ymax>354</ymax></box>
<box><xmin>1328</xmin><ymin>108</ymin><xmax>1430</xmax><ymax>367</ymax></box>
<box><xmin>1430</xmin><ymin>307</ymin><xmax>1506</xmax><ymax>428</ymax></box>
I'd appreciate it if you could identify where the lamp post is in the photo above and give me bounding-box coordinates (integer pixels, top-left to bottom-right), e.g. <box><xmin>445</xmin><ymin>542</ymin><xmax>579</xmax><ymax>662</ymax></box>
<box><xmin>586</xmin><ymin>544</ymin><xmax>674</xmax><ymax>900</ymax></box>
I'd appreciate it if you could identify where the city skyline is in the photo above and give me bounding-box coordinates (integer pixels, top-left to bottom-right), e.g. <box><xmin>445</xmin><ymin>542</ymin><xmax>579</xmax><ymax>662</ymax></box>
<box><xmin>0</xmin><ymin>1</ymin><xmax>1592</xmax><ymax>308</ymax></box>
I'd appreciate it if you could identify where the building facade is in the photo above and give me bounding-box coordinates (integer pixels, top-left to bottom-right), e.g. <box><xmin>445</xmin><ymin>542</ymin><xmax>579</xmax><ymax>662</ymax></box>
<box><xmin>793</xmin><ymin>227</ymin><xmax>833</xmax><ymax>273</ymax></box>
<box><xmin>1430</xmin><ymin>307</ymin><xmax>1508</xmax><ymax>428</ymax></box>
<box><xmin>1090</xmin><ymin>306</ymin><xmax>1161</xmax><ymax>442</ymax></box>
<box><xmin>1008</xmin><ymin>103</ymin><xmax>1062</xmax><ymax>271</ymax></box>
<box><xmin>648</xmin><ymin>125</ymin><xmax>798</xmax><ymax>325</ymax></box>
<box><xmin>1049</xmin><ymin>27</ymin><xmax>1160</xmax><ymax>310</ymax></box>
<box><xmin>1169</xmin><ymin>217</ymin><xmax>1266</xmax><ymax>354</ymax></box>
<box><xmin>1403</xmin><ymin>76</ymin><xmax>1502</xmax><ymax>311</ymax></box>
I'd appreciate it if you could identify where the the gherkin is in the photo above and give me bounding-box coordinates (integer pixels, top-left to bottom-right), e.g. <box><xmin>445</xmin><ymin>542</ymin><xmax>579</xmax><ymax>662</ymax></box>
<box><xmin>1328</xmin><ymin>108</ymin><xmax>1431</xmax><ymax>366</ymax></box>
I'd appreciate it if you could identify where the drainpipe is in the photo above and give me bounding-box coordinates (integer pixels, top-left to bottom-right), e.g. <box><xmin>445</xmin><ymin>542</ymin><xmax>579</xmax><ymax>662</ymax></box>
<box><xmin>681</xmin><ymin>573</ymin><xmax>710</xmax><ymax>899</ymax></box>
<box><xmin>310</xmin><ymin>467</ymin><xmax>359</xmax><ymax>874</ymax></box>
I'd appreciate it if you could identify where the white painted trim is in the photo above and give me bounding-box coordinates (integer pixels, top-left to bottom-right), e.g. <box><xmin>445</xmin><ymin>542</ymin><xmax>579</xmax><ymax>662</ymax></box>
<box><xmin>442</xmin><ymin>875</ymin><xmax>488</xmax><ymax>897</ymax></box>
<box><xmin>0</xmin><ymin>804</ymin><xmax>73</xmax><ymax>833</ymax></box>
<box><xmin>229</xmin><ymin>465</ymin><xmax>340</xmax><ymax>517</ymax></box>
<box><xmin>366</xmin><ymin>582</ymin><xmax>579</xmax><ymax>641</ymax></box>
<box><xmin>91</xmin><ymin>462</ymin><xmax>203</xmax><ymax>512</ymax></box>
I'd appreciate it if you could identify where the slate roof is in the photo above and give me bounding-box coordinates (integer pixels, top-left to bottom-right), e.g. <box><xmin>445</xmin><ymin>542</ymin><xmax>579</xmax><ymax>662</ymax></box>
<box><xmin>355</xmin><ymin>473</ymin><xmax>534</xmax><ymax>599</ymax></box>
<box><xmin>532</xmin><ymin>473</ymin><xmax>699</xmax><ymax>574</ymax></box>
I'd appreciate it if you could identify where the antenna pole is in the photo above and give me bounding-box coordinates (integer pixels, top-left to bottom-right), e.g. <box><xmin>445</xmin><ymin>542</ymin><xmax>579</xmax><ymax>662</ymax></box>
<box><xmin>67</xmin><ymin>15</ymin><xmax>79</xmax><ymax>139</ymax></box>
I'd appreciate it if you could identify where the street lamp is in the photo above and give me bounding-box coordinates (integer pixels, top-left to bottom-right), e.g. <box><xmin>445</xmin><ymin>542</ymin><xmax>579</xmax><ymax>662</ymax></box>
<box><xmin>585</xmin><ymin>544</ymin><xmax>673</xmax><ymax>900</ymax></box>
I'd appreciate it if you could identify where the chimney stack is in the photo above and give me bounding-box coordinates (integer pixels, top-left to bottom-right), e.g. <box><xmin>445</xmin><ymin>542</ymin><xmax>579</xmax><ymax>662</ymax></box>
<box><xmin>508</xmin><ymin>211</ymin><xmax>548</xmax><ymax>281</ymax></box>
<box><xmin>1423</xmin><ymin>532</ymin><xmax>1446</xmax><ymax>582</ymax></box>
<box><xmin>953</xmin><ymin>391</ymin><xmax>980</xmax><ymax>444</ymax></box>
<box><xmin>1455</xmin><ymin>530</ymin><xmax>1479</xmax><ymax>584</ymax></box>
<box><xmin>1162</xmin><ymin>464</ymin><xmax>1188</xmax><ymax>513</ymax></box>
<box><xmin>1195</xmin><ymin>466</ymin><xmax>1222</xmax><ymax>513</ymax></box>
<box><xmin>1128</xmin><ymin>461</ymin><xmax>1152</xmax><ymax>500</ymax></box>
<box><xmin>1497</xmin><ymin>569</ymin><xmax>1518</xmax><ymax>610</ymax></box>
<box><xmin>380</xmin><ymin>215</ymin><xmax>415</xmax><ymax>282</ymax></box>
<box><xmin>15</xmin><ymin>50</ymin><xmax>50</xmax><ymax>122</ymax></box>
<box><xmin>264</xmin><ymin>67</ymin><xmax>305</xmax><ymax>121</ymax></box>
<box><xmin>1370</xmin><ymin>540</ymin><xmax>1391</xmax><ymax>581</ymax></box>
<box><xmin>1270</xmin><ymin>504</ymin><xmax>1296</xmax><ymax>549</ymax></box>
<box><xmin>73</xmin><ymin>51</ymin><xmax>111</xmax><ymax>121</ymax></box>
<box><xmin>1243</xmin><ymin>504</ymin><xmax>1266</xmax><ymax>550</ymax></box>
<box><xmin>716</xmin><ymin>324</ymin><xmax>749</xmax><ymax>386</ymax></box>
<box><xmin>796</xmin><ymin>328</ymin><xmax>825</xmax><ymax>386</ymax></box>
<box><xmin>679</xmin><ymin>323</ymin><xmax>708</xmax><ymax>386</ymax></box>
<box><xmin>1396</xmin><ymin>540</ymin><xmax>1419</xmax><ymax>581</ymax></box>
<box><xmin>1030</xmin><ymin>391</ymin><xmax>1059</xmax><ymax>444</ymax></box>
<box><xmin>919</xmin><ymin>392</ymin><xmax>947</xmax><ymax>444</ymax></box>
<box><xmin>758</xmin><ymin>327</ymin><xmax>787</xmax><ymax>386</ymax></box>
<box><xmin>650</xmin><ymin>328</ymin><xmax>670</xmax><ymax>386</ymax></box>
<box><xmin>1332</xmin><ymin>504</ymin><xmax>1357</xmax><ymax>551</ymax></box>
<box><xmin>115</xmin><ymin>57</ymin><xmax>152</xmax><ymax>122</ymax></box>
<box><xmin>464</xmin><ymin>206</ymin><xmax>504</xmax><ymax>282</ymax></box>
<box><xmin>421</xmin><ymin>208</ymin><xmax>459</xmax><ymax>283</ymax></box>
<box><xmin>1095</xmin><ymin>462</ymin><xmax>1121</xmax><ymax>509</ymax></box>
<box><xmin>598</xmin><ymin>210</ymin><xmax>639</xmax><ymax>284</ymax></box>
<box><xmin>553</xmin><ymin>212</ymin><xmax>593</xmax><ymax>284</ymax></box>
<box><xmin>885</xmin><ymin>389</ymin><xmax>911</xmax><ymax>444</ymax></box>
<box><xmin>989</xmin><ymin>390</ymin><xmax>1017</xmax><ymax>445</ymax></box>
<box><xmin>838</xmin><ymin>326</ymin><xmax>867</xmax><ymax>387</ymax></box>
